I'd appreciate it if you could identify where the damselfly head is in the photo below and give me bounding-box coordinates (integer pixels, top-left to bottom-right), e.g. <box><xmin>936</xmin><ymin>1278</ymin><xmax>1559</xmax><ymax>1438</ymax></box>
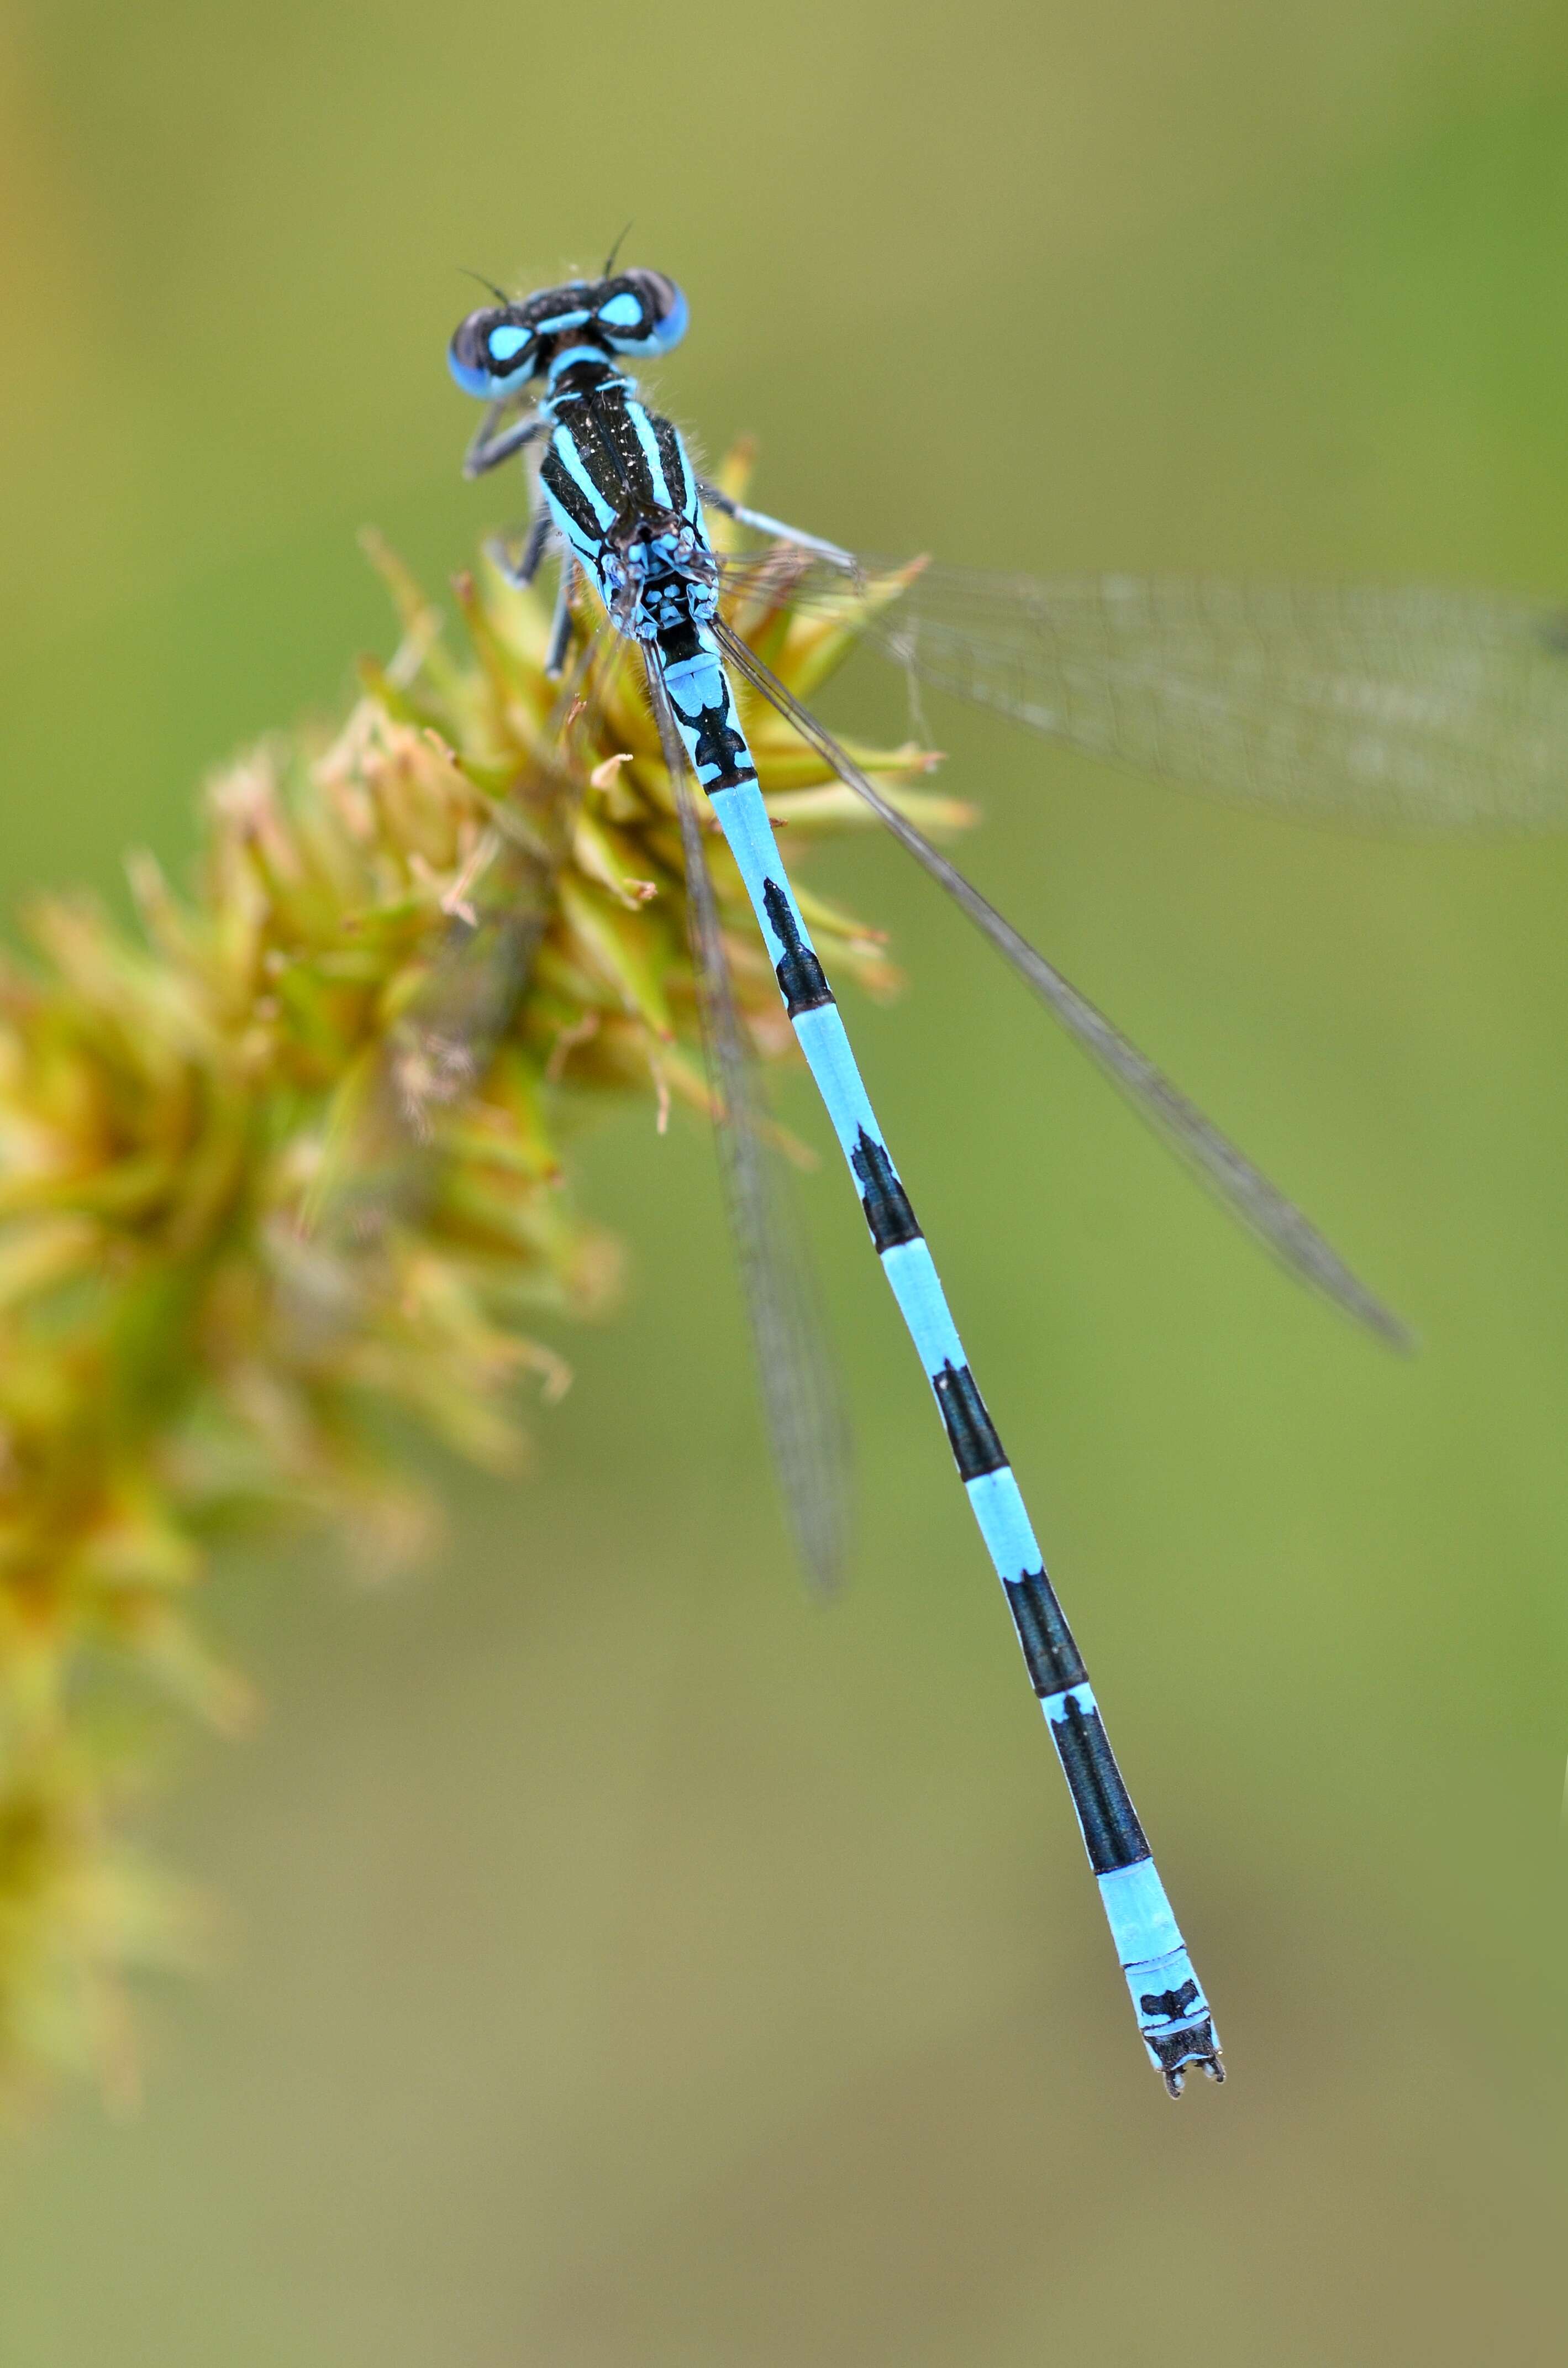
<box><xmin>448</xmin><ymin>269</ymin><xmax>688</xmax><ymax>397</ymax></box>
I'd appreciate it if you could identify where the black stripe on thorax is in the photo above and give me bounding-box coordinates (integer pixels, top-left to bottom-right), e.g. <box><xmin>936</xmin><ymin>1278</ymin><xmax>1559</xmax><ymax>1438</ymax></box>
<box><xmin>933</xmin><ymin>1359</ymin><xmax>1006</xmax><ymax>1480</ymax></box>
<box><xmin>1049</xmin><ymin>1693</ymin><xmax>1150</xmax><ymax>1873</ymax></box>
<box><xmin>760</xmin><ymin>879</ymin><xmax>833</xmax><ymax>1016</ymax></box>
<box><xmin>1003</xmin><ymin>1566</ymin><xmax>1087</xmax><ymax>1697</ymax></box>
<box><xmin>650</xmin><ymin>411</ymin><xmax>688</xmax><ymax>512</ymax></box>
<box><xmin>850</xmin><ymin>1128</ymin><xmax>920</xmax><ymax>1252</ymax></box>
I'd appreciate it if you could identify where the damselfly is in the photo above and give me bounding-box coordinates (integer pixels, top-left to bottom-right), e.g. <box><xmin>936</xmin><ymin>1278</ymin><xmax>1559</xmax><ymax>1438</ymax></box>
<box><xmin>446</xmin><ymin>259</ymin><xmax>1568</xmax><ymax>2096</ymax></box>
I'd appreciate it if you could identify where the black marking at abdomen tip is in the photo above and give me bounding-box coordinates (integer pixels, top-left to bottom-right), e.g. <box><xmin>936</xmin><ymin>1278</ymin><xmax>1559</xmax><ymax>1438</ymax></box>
<box><xmin>933</xmin><ymin>1359</ymin><xmax>1006</xmax><ymax>1480</ymax></box>
<box><xmin>760</xmin><ymin>878</ymin><xmax>833</xmax><ymax>1015</ymax></box>
<box><xmin>850</xmin><ymin>1128</ymin><xmax>920</xmax><ymax>1252</ymax></box>
<box><xmin>1004</xmin><ymin>1566</ymin><xmax>1087</xmax><ymax>1697</ymax></box>
<box><xmin>1139</xmin><ymin>1978</ymin><xmax>1201</xmax><ymax>2026</ymax></box>
<box><xmin>1050</xmin><ymin>1692</ymin><xmax>1150</xmax><ymax>1873</ymax></box>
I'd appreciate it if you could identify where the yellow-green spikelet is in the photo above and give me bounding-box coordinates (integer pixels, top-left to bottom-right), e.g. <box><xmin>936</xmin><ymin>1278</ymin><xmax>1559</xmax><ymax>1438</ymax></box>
<box><xmin>0</xmin><ymin>453</ymin><xmax>974</xmax><ymax>2100</ymax></box>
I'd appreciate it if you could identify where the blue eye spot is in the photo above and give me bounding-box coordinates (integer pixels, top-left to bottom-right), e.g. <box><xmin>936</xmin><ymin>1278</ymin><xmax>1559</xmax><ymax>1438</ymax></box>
<box><xmin>535</xmin><ymin>308</ymin><xmax>591</xmax><ymax>335</ymax></box>
<box><xmin>597</xmin><ymin>291</ymin><xmax>644</xmax><ymax>330</ymax></box>
<box><xmin>487</xmin><ymin>324</ymin><xmax>531</xmax><ymax>365</ymax></box>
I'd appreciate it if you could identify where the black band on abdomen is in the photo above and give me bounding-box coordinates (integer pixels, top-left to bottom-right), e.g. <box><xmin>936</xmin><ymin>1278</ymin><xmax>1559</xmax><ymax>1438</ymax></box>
<box><xmin>933</xmin><ymin>1359</ymin><xmax>1007</xmax><ymax>1480</ymax></box>
<box><xmin>1049</xmin><ymin>1693</ymin><xmax>1150</xmax><ymax>1873</ymax></box>
<box><xmin>851</xmin><ymin>1128</ymin><xmax>921</xmax><ymax>1252</ymax></box>
<box><xmin>761</xmin><ymin>879</ymin><xmax>833</xmax><ymax>1015</ymax></box>
<box><xmin>1004</xmin><ymin>1567</ymin><xmax>1088</xmax><ymax>1697</ymax></box>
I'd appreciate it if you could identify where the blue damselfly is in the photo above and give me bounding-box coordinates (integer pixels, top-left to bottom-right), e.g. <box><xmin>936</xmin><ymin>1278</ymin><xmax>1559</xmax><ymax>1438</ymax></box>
<box><xmin>445</xmin><ymin>259</ymin><xmax>1568</xmax><ymax>2094</ymax></box>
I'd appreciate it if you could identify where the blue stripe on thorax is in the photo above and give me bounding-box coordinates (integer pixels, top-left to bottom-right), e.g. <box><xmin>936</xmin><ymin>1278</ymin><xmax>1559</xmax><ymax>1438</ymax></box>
<box><xmin>628</xmin><ymin>403</ymin><xmax>676</xmax><ymax>510</ymax></box>
<box><xmin>544</xmin><ymin>433</ymin><xmax>615</xmax><ymax>537</ymax></box>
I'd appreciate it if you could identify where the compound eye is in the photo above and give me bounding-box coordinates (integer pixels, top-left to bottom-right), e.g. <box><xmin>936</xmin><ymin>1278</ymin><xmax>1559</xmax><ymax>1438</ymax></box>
<box><xmin>448</xmin><ymin>306</ymin><xmax>534</xmax><ymax>396</ymax></box>
<box><xmin>603</xmin><ymin>270</ymin><xmax>688</xmax><ymax>355</ymax></box>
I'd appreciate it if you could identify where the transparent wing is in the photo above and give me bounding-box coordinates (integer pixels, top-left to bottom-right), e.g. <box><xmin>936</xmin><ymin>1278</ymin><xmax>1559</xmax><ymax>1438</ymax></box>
<box><xmin>713</xmin><ymin>615</ymin><xmax>1409</xmax><ymax>1348</ymax></box>
<box><xmin>309</xmin><ymin>640</ymin><xmax>598</xmax><ymax>1247</ymax></box>
<box><xmin>307</xmin><ymin>832</ymin><xmax>558</xmax><ymax>1246</ymax></box>
<box><xmin>719</xmin><ymin>552</ymin><xmax>1568</xmax><ymax>831</ymax></box>
<box><xmin>645</xmin><ymin>655</ymin><xmax>854</xmax><ymax>1591</ymax></box>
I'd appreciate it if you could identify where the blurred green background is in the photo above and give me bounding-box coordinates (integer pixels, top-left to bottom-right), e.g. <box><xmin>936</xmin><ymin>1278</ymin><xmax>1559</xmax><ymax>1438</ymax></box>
<box><xmin>1</xmin><ymin>1</ymin><xmax>1565</xmax><ymax>2359</ymax></box>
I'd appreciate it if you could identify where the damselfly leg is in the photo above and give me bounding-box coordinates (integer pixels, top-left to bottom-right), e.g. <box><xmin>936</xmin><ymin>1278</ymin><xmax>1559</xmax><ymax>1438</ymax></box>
<box><xmin>486</xmin><ymin>507</ymin><xmax>553</xmax><ymax>593</ymax></box>
<box><xmin>544</xmin><ymin>558</ymin><xmax>577</xmax><ymax>680</ymax></box>
<box><xmin>462</xmin><ymin>401</ymin><xmax>546</xmax><ymax>481</ymax></box>
<box><xmin>697</xmin><ymin>479</ymin><xmax>854</xmax><ymax>567</ymax></box>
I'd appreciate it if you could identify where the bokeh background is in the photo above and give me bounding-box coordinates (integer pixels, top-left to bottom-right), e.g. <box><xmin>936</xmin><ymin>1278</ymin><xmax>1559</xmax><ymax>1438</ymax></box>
<box><xmin>1</xmin><ymin>1</ymin><xmax>1565</xmax><ymax>2359</ymax></box>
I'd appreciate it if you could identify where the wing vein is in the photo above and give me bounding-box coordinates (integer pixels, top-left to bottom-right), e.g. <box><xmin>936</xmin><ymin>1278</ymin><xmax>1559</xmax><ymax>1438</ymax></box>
<box><xmin>645</xmin><ymin>652</ymin><xmax>854</xmax><ymax>1588</ymax></box>
<box><xmin>713</xmin><ymin>613</ymin><xmax>1410</xmax><ymax>1348</ymax></box>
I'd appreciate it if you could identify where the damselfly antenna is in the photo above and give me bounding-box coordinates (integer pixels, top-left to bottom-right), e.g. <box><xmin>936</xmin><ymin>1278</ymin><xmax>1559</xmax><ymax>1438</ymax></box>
<box><xmin>461</xmin><ymin>267</ymin><xmax>514</xmax><ymax>307</ymax></box>
<box><xmin>602</xmin><ymin>222</ymin><xmax>633</xmax><ymax>278</ymax></box>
